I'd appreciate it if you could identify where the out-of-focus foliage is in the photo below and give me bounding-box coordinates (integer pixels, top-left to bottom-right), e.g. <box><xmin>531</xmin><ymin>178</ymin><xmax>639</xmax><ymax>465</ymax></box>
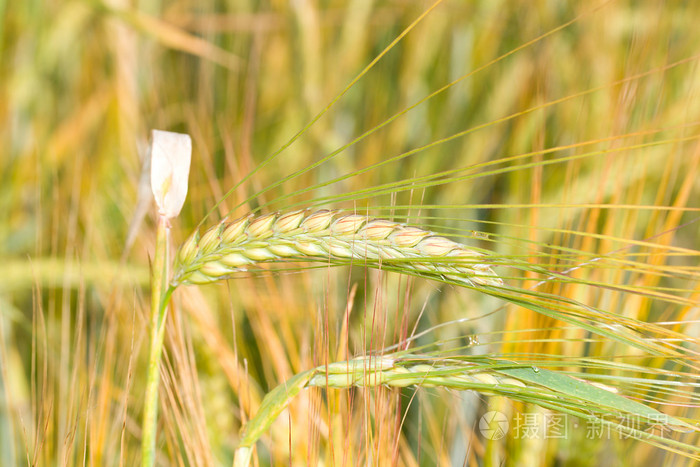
<box><xmin>1</xmin><ymin>1</ymin><xmax>699</xmax><ymax>465</ymax></box>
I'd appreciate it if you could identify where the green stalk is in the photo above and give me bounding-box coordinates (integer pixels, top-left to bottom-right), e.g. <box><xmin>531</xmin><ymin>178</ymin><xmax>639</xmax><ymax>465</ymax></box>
<box><xmin>142</xmin><ymin>217</ymin><xmax>176</xmax><ymax>466</ymax></box>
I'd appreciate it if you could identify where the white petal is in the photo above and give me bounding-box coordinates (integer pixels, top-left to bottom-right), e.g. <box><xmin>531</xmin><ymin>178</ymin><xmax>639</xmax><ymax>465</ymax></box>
<box><xmin>150</xmin><ymin>130</ymin><xmax>192</xmax><ymax>219</ymax></box>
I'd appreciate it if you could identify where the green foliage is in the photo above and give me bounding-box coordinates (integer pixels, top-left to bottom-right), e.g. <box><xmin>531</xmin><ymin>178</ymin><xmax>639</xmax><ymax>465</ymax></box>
<box><xmin>1</xmin><ymin>0</ymin><xmax>699</xmax><ymax>465</ymax></box>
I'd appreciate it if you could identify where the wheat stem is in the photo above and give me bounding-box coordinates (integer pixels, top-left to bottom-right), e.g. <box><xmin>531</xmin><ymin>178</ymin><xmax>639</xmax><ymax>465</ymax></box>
<box><xmin>172</xmin><ymin>209</ymin><xmax>503</xmax><ymax>288</ymax></box>
<box><xmin>142</xmin><ymin>218</ymin><xmax>173</xmax><ymax>466</ymax></box>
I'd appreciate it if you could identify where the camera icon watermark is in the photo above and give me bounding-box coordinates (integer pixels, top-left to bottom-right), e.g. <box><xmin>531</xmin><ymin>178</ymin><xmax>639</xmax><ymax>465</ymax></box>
<box><xmin>479</xmin><ymin>411</ymin><xmax>509</xmax><ymax>440</ymax></box>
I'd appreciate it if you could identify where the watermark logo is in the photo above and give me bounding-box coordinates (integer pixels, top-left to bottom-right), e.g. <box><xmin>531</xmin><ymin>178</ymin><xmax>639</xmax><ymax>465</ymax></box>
<box><xmin>476</xmin><ymin>411</ymin><xmax>671</xmax><ymax>440</ymax></box>
<box><xmin>479</xmin><ymin>411</ymin><xmax>509</xmax><ymax>440</ymax></box>
<box><xmin>514</xmin><ymin>412</ymin><xmax>568</xmax><ymax>439</ymax></box>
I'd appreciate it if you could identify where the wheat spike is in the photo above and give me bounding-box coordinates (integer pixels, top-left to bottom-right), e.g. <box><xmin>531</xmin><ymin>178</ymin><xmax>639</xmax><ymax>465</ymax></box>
<box><xmin>307</xmin><ymin>358</ymin><xmax>529</xmax><ymax>390</ymax></box>
<box><xmin>172</xmin><ymin>209</ymin><xmax>503</xmax><ymax>287</ymax></box>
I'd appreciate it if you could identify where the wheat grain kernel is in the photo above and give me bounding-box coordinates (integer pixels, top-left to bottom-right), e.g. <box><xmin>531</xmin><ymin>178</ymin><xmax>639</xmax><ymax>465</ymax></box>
<box><xmin>274</xmin><ymin>210</ymin><xmax>305</xmax><ymax>233</ymax></box>
<box><xmin>301</xmin><ymin>210</ymin><xmax>333</xmax><ymax>232</ymax></box>
<box><xmin>327</xmin><ymin>241</ymin><xmax>353</xmax><ymax>258</ymax></box>
<box><xmin>501</xmin><ymin>378</ymin><xmax>527</xmax><ymax>388</ymax></box>
<box><xmin>379</xmin><ymin>247</ymin><xmax>403</xmax><ymax>260</ymax></box>
<box><xmin>243</xmin><ymin>248</ymin><xmax>278</xmax><ymax>261</ymax></box>
<box><xmin>385</xmin><ymin>367</ymin><xmax>414</xmax><ymax>388</ymax></box>
<box><xmin>361</xmin><ymin>220</ymin><xmax>397</xmax><ymax>239</ymax></box>
<box><xmin>220</xmin><ymin>253</ymin><xmax>253</xmax><ymax>267</ymax></box>
<box><xmin>363</xmin><ymin>372</ymin><xmax>386</xmax><ymax>387</ymax></box>
<box><xmin>473</xmin><ymin>373</ymin><xmax>500</xmax><ymax>386</ymax></box>
<box><xmin>331</xmin><ymin>214</ymin><xmax>367</xmax><ymax>234</ymax></box>
<box><xmin>268</xmin><ymin>244</ymin><xmax>300</xmax><ymax>257</ymax></box>
<box><xmin>410</xmin><ymin>364</ymin><xmax>436</xmax><ymax>374</ymax></box>
<box><xmin>247</xmin><ymin>213</ymin><xmax>276</xmax><ymax>238</ymax></box>
<box><xmin>449</xmin><ymin>248</ymin><xmax>481</xmax><ymax>258</ymax></box>
<box><xmin>198</xmin><ymin>225</ymin><xmax>222</xmax><ymax>254</ymax></box>
<box><xmin>221</xmin><ymin>215</ymin><xmax>250</xmax><ymax>244</ymax></box>
<box><xmin>350</xmin><ymin>242</ymin><xmax>381</xmax><ymax>257</ymax></box>
<box><xmin>187</xmin><ymin>270</ymin><xmax>219</xmax><ymax>284</ymax></box>
<box><xmin>178</xmin><ymin>232</ymin><xmax>200</xmax><ymax>264</ymax></box>
<box><xmin>418</xmin><ymin>237</ymin><xmax>458</xmax><ymax>256</ymax></box>
<box><xmin>200</xmin><ymin>261</ymin><xmax>231</xmax><ymax>277</ymax></box>
<box><xmin>390</xmin><ymin>227</ymin><xmax>431</xmax><ymax>247</ymax></box>
<box><xmin>294</xmin><ymin>241</ymin><xmax>328</xmax><ymax>256</ymax></box>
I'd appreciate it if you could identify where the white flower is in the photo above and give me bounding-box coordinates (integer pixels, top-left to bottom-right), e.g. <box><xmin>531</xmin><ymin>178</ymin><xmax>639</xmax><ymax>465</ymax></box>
<box><xmin>150</xmin><ymin>129</ymin><xmax>192</xmax><ymax>219</ymax></box>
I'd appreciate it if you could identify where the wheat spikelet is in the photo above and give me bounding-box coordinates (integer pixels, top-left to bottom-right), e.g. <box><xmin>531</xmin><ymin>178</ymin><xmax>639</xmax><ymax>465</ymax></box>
<box><xmin>172</xmin><ymin>209</ymin><xmax>503</xmax><ymax>287</ymax></box>
<box><xmin>235</xmin><ymin>355</ymin><xmax>531</xmax><ymax>461</ymax></box>
<box><xmin>306</xmin><ymin>357</ymin><xmax>528</xmax><ymax>391</ymax></box>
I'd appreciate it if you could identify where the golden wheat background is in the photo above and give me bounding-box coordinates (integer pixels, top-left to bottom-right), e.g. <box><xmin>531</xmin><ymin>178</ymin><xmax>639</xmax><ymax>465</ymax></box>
<box><xmin>2</xmin><ymin>0</ymin><xmax>699</xmax><ymax>465</ymax></box>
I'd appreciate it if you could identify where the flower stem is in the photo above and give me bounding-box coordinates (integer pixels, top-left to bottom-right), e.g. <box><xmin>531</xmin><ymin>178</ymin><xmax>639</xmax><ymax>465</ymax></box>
<box><xmin>142</xmin><ymin>217</ymin><xmax>175</xmax><ymax>466</ymax></box>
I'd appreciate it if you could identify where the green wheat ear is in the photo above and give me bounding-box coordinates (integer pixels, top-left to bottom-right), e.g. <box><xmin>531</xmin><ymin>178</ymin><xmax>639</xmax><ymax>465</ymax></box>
<box><xmin>172</xmin><ymin>209</ymin><xmax>503</xmax><ymax>288</ymax></box>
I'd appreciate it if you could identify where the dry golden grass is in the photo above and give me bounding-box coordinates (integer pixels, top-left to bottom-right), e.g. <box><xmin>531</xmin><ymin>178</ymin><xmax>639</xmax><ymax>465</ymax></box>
<box><xmin>1</xmin><ymin>0</ymin><xmax>699</xmax><ymax>466</ymax></box>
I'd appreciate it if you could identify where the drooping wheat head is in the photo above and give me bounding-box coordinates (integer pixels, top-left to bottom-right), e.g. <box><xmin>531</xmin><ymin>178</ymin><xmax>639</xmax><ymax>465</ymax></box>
<box><xmin>172</xmin><ymin>209</ymin><xmax>503</xmax><ymax>288</ymax></box>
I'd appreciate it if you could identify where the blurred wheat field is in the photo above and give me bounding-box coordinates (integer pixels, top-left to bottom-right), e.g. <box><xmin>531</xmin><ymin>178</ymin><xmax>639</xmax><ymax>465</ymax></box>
<box><xmin>2</xmin><ymin>0</ymin><xmax>700</xmax><ymax>465</ymax></box>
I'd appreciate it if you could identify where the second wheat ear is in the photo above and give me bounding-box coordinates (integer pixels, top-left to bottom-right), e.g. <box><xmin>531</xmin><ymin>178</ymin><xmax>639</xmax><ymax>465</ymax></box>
<box><xmin>172</xmin><ymin>209</ymin><xmax>503</xmax><ymax>288</ymax></box>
